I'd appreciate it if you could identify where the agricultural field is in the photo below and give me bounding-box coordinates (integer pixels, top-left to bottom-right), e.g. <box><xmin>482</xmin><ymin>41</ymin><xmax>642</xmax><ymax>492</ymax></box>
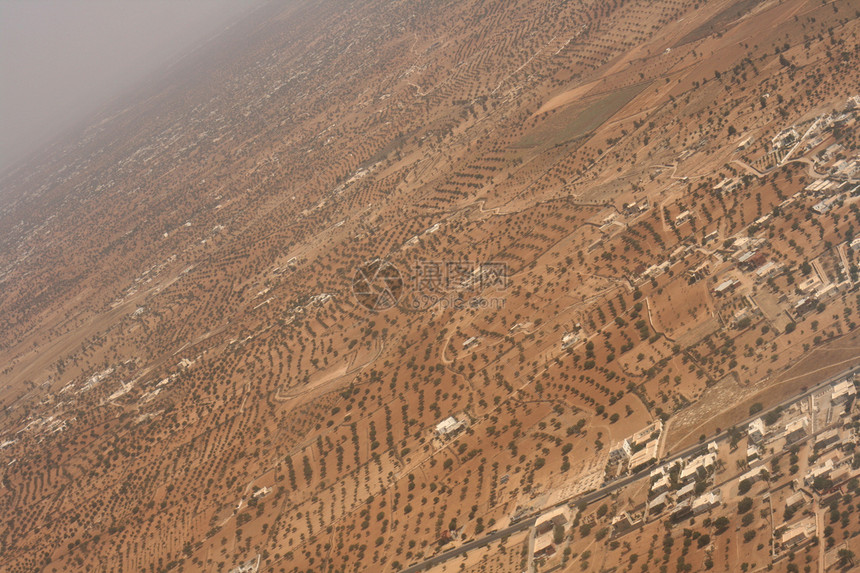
<box><xmin>1</xmin><ymin>0</ymin><xmax>859</xmax><ymax>572</ymax></box>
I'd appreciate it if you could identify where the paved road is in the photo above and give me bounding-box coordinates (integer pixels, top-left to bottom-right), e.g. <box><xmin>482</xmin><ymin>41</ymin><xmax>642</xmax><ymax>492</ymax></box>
<box><xmin>398</xmin><ymin>517</ymin><xmax>537</xmax><ymax>573</ymax></box>
<box><xmin>398</xmin><ymin>365</ymin><xmax>858</xmax><ymax>572</ymax></box>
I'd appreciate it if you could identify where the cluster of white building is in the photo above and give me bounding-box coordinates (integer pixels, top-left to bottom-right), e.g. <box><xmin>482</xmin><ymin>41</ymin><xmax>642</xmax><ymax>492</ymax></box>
<box><xmin>608</xmin><ymin>420</ymin><xmax>663</xmax><ymax>473</ymax></box>
<box><xmin>434</xmin><ymin>415</ymin><xmax>468</xmax><ymax>440</ymax></box>
<box><xmin>646</xmin><ymin>443</ymin><xmax>721</xmax><ymax>519</ymax></box>
<box><xmin>532</xmin><ymin>506</ymin><xmax>573</xmax><ymax>559</ymax></box>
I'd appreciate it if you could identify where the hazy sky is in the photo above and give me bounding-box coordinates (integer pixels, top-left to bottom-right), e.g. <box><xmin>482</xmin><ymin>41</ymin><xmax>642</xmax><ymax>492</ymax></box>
<box><xmin>0</xmin><ymin>0</ymin><xmax>264</xmax><ymax>173</ymax></box>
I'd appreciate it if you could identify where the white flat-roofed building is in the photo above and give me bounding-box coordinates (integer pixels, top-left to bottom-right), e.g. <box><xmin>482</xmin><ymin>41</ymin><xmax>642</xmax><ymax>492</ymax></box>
<box><xmin>676</xmin><ymin>482</ymin><xmax>697</xmax><ymax>501</ymax></box>
<box><xmin>435</xmin><ymin>416</ymin><xmax>465</xmax><ymax>438</ymax></box>
<box><xmin>630</xmin><ymin>420</ymin><xmax>663</xmax><ymax>446</ymax></box>
<box><xmin>779</xmin><ymin>518</ymin><xmax>816</xmax><ymax>548</ymax></box>
<box><xmin>804</xmin><ymin>459</ymin><xmax>834</xmax><ymax>487</ymax></box>
<box><xmin>785</xmin><ymin>491</ymin><xmax>806</xmax><ymax>510</ymax></box>
<box><xmin>814</xmin><ymin>428</ymin><xmax>840</xmax><ymax>451</ymax></box>
<box><xmin>629</xmin><ymin>440</ymin><xmax>659</xmax><ymax>471</ymax></box>
<box><xmin>714</xmin><ymin>279</ymin><xmax>738</xmax><ymax>296</ymax></box>
<box><xmin>737</xmin><ymin>250</ymin><xmax>756</xmax><ymax>265</ymax></box>
<box><xmin>680</xmin><ymin>453</ymin><xmax>716</xmax><ymax>482</ymax></box>
<box><xmin>648</xmin><ymin>492</ymin><xmax>668</xmax><ymax>513</ymax></box>
<box><xmin>738</xmin><ymin>467</ymin><xmax>764</xmax><ymax>487</ymax></box>
<box><xmin>784</xmin><ymin>416</ymin><xmax>810</xmax><ymax>444</ymax></box>
<box><xmin>671</xmin><ymin>499</ymin><xmax>693</xmax><ymax>521</ymax></box>
<box><xmin>651</xmin><ymin>474</ymin><xmax>671</xmax><ymax>495</ymax></box>
<box><xmin>798</xmin><ymin>275</ymin><xmax>822</xmax><ymax>293</ymax></box>
<box><xmin>812</xmin><ymin>198</ymin><xmax>837</xmax><ymax>215</ymax></box>
<box><xmin>692</xmin><ymin>490</ymin><xmax>721</xmax><ymax>515</ymax></box>
<box><xmin>747</xmin><ymin>443</ymin><xmax>762</xmax><ymax>461</ymax></box>
<box><xmin>533</xmin><ymin>534</ymin><xmax>556</xmax><ymax>558</ymax></box>
<box><xmin>609</xmin><ymin>438</ymin><xmax>632</xmax><ymax>462</ymax></box>
<box><xmin>831</xmin><ymin>379</ymin><xmax>856</xmax><ymax>405</ymax></box>
<box><xmin>748</xmin><ymin>418</ymin><xmax>766</xmax><ymax>443</ymax></box>
<box><xmin>755</xmin><ymin>261</ymin><xmax>781</xmax><ymax>279</ymax></box>
<box><xmin>561</xmin><ymin>332</ymin><xmax>580</xmax><ymax>349</ymax></box>
<box><xmin>772</xmin><ymin>127</ymin><xmax>799</xmax><ymax>150</ymax></box>
<box><xmin>611</xmin><ymin>512</ymin><xmax>640</xmax><ymax>534</ymax></box>
<box><xmin>536</xmin><ymin>506</ymin><xmax>571</xmax><ymax>534</ymax></box>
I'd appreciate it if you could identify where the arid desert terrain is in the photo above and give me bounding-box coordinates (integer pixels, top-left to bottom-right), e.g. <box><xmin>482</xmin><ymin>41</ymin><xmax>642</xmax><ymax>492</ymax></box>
<box><xmin>1</xmin><ymin>0</ymin><xmax>860</xmax><ymax>572</ymax></box>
